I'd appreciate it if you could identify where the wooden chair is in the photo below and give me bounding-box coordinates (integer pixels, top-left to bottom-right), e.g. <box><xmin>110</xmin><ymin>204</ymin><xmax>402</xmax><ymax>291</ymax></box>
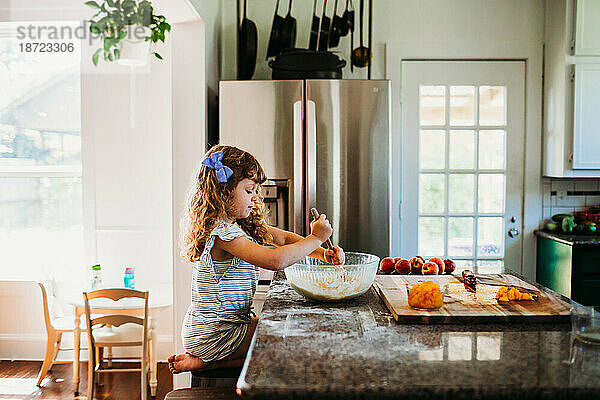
<box><xmin>83</xmin><ymin>288</ymin><xmax>152</xmax><ymax>400</ymax></box>
<box><xmin>36</xmin><ymin>282</ymin><xmax>83</xmax><ymax>387</ymax></box>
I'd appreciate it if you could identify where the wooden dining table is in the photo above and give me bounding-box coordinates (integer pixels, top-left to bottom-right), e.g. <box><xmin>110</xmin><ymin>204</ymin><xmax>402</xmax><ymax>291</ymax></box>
<box><xmin>64</xmin><ymin>284</ymin><xmax>172</xmax><ymax>395</ymax></box>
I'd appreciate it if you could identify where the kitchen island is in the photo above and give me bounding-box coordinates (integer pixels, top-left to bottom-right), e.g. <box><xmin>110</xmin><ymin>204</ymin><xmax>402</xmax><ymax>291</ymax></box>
<box><xmin>237</xmin><ymin>271</ymin><xmax>600</xmax><ymax>400</ymax></box>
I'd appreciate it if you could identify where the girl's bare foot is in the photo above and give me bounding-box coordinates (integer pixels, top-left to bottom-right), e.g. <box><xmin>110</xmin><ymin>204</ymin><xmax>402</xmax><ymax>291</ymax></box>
<box><xmin>167</xmin><ymin>353</ymin><xmax>206</xmax><ymax>374</ymax></box>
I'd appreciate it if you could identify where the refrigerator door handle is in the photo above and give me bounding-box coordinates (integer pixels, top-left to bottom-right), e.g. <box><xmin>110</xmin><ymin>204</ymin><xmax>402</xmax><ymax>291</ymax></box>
<box><xmin>306</xmin><ymin>99</ymin><xmax>317</xmax><ymax>234</ymax></box>
<box><xmin>293</xmin><ymin>100</ymin><xmax>304</xmax><ymax>235</ymax></box>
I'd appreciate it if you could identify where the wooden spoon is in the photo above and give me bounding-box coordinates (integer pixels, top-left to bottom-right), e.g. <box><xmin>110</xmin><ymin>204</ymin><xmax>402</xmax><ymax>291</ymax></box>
<box><xmin>310</xmin><ymin>208</ymin><xmax>333</xmax><ymax>250</ymax></box>
<box><xmin>310</xmin><ymin>208</ymin><xmax>347</xmax><ymax>280</ymax></box>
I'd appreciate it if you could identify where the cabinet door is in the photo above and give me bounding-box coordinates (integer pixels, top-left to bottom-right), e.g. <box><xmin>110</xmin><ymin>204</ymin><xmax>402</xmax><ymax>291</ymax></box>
<box><xmin>572</xmin><ymin>64</ymin><xmax>600</xmax><ymax>169</ymax></box>
<box><xmin>575</xmin><ymin>0</ymin><xmax>600</xmax><ymax>55</ymax></box>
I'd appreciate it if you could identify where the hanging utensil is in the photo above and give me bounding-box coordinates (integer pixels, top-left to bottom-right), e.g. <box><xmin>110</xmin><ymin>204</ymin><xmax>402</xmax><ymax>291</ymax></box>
<box><xmin>308</xmin><ymin>0</ymin><xmax>320</xmax><ymax>50</ymax></box>
<box><xmin>348</xmin><ymin>0</ymin><xmax>354</xmax><ymax>71</ymax></box>
<box><xmin>280</xmin><ymin>0</ymin><xmax>297</xmax><ymax>51</ymax></box>
<box><xmin>345</xmin><ymin>0</ymin><xmax>355</xmax><ymax>35</ymax></box>
<box><xmin>318</xmin><ymin>0</ymin><xmax>330</xmax><ymax>51</ymax></box>
<box><xmin>340</xmin><ymin>0</ymin><xmax>350</xmax><ymax>36</ymax></box>
<box><xmin>238</xmin><ymin>0</ymin><xmax>257</xmax><ymax>79</ymax></box>
<box><xmin>328</xmin><ymin>0</ymin><xmax>344</xmax><ymax>48</ymax></box>
<box><xmin>266</xmin><ymin>0</ymin><xmax>284</xmax><ymax>59</ymax></box>
<box><xmin>351</xmin><ymin>0</ymin><xmax>369</xmax><ymax>68</ymax></box>
<box><xmin>367</xmin><ymin>0</ymin><xmax>372</xmax><ymax>78</ymax></box>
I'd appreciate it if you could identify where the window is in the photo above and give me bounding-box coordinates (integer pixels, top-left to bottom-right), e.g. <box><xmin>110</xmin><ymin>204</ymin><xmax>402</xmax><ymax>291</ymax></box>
<box><xmin>0</xmin><ymin>22</ymin><xmax>82</xmax><ymax>280</ymax></box>
<box><xmin>418</xmin><ymin>85</ymin><xmax>507</xmax><ymax>273</ymax></box>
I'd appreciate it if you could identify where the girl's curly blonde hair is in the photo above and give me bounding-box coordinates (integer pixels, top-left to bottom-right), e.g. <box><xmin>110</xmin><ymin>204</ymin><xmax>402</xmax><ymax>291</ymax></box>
<box><xmin>183</xmin><ymin>145</ymin><xmax>273</xmax><ymax>262</ymax></box>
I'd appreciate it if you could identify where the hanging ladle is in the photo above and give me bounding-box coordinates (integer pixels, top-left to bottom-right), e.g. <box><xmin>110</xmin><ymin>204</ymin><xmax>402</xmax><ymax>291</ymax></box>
<box><xmin>351</xmin><ymin>0</ymin><xmax>370</xmax><ymax>68</ymax></box>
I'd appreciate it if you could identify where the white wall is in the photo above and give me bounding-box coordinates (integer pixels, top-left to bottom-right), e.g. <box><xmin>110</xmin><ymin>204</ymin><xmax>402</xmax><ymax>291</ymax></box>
<box><xmin>0</xmin><ymin>281</ymin><xmax>53</xmax><ymax>361</ymax></box>
<box><xmin>170</xmin><ymin>20</ymin><xmax>206</xmax><ymax>389</ymax></box>
<box><xmin>80</xmin><ymin>35</ymin><xmax>174</xmax><ymax>362</ymax></box>
<box><xmin>0</xmin><ymin>1</ymin><xmax>206</xmax><ymax>365</ymax></box>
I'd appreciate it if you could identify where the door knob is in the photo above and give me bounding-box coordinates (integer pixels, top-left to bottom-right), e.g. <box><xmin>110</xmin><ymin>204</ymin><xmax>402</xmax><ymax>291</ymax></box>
<box><xmin>508</xmin><ymin>228</ymin><xmax>520</xmax><ymax>238</ymax></box>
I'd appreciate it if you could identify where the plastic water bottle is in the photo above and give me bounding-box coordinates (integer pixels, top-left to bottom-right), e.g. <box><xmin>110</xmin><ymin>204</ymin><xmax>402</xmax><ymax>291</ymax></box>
<box><xmin>90</xmin><ymin>264</ymin><xmax>102</xmax><ymax>290</ymax></box>
<box><xmin>124</xmin><ymin>267</ymin><xmax>135</xmax><ymax>289</ymax></box>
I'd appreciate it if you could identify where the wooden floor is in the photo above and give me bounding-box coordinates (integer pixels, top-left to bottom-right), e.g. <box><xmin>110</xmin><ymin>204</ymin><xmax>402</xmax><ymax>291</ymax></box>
<box><xmin>0</xmin><ymin>360</ymin><xmax>174</xmax><ymax>400</ymax></box>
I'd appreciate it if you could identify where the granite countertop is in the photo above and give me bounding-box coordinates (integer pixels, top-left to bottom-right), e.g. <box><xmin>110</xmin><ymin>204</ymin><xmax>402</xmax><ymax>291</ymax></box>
<box><xmin>237</xmin><ymin>271</ymin><xmax>600</xmax><ymax>400</ymax></box>
<box><xmin>535</xmin><ymin>229</ymin><xmax>600</xmax><ymax>245</ymax></box>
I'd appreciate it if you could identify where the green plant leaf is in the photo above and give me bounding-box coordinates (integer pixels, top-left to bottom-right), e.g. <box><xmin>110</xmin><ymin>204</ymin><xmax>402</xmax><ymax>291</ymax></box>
<box><xmin>154</xmin><ymin>52</ymin><xmax>162</xmax><ymax>60</ymax></box>
<box><xmin>96</xmin><ymin>16</ymin><xmax>109</xmax><ymax>31</ymax></box>
<box><xmin>106</xmin><ymin>0</ymin><xmax>115</xmax><ymax>7</ymax></box>
<box><xmin>141</xmin><ymin>5</ymin><xmax>152</xmax><ymax>26</ymax></box>
<box><xmin>92</xmin><ymin>48</ymin><xmax>102</xmax><ymax>66</ymax></box>
<box><xmin>121</xmin><ymin>0</ymin><xmax>135</xmax><ymax>11</ymax></box>
<box><xmin>89</xmin><ymin>23</ymin><xmax>101</xmax><ymax>34</ymax></box>
<box><xmin>85</xmin><ymin>1</ymin><xmax>101</xmax><ymax>9</ymax></box>
<box><xmin>131</xmin><ymin>15</ymin><xmax>143</xmax><ymax>26</ymax></box>
<box><xmin>114</xmin><ymin>48</ymin><xmax>120</xmax><ymax>59</ymax></box>
<box><xmin>108</xmin><ymin>52</ymin><xmax>114</xmax><ymax>61</ymax></box>
<box><xmin>159</xmin><ymin>22</ymin><xmax>170</xmax><ymax>32</ymax></box>
<box><xmin>111</xmin><ymin>10</ymin><xmax>124</xmax><ymax>24</ymax></box>
<box><xmin>103</xmin><ymin>37</ymin><xmax>115</xmax><ymax>51</ymax></box>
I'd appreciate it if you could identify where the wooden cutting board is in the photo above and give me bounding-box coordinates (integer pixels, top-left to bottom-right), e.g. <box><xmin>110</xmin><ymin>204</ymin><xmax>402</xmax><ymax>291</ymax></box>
<box><xmin>373</xmin><ymin>274</ymin><xmax>572</xmax><ymax>324</ymax></box>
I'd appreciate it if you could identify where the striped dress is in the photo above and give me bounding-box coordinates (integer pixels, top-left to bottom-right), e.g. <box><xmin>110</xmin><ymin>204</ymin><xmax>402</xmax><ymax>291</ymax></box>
<box><xmin>182</xmin><ymin>220</ymin><xmax>259</xmax><ymax>362</ymax></box>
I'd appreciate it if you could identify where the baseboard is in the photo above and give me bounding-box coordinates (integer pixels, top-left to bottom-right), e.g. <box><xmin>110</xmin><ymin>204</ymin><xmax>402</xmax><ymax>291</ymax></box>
<box><xmin>0</xmin><ymin>333</ymin><xmax>174</xmax><ymax>362</ymax></box>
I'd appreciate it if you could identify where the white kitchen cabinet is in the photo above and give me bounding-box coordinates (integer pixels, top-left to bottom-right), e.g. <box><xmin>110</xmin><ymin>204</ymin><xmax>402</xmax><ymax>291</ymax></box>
<box><xmin>573</xmin><ymin>64</ymin><xmax>600</xmax><ymax>168</ymax></box>
<box><xmin>543</xmin><ymin>0</ymin><xmax>600</xmax><ymax>177</ymax></box>
<box><xmin>575</xmin><ymin>0</ymin><xmax>600</xmax><ymax>55</ymax></box>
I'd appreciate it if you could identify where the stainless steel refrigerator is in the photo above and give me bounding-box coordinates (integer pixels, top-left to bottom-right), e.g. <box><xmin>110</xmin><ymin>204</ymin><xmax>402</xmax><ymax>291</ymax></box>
<box><xmin>219</xmin><ymin>80</ymin><xmax>391</xmax><ymax>259</ymax></box>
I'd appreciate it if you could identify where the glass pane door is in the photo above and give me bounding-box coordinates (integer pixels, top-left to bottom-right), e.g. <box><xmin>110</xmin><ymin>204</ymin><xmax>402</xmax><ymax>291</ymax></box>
<box><xmin>401</xmin><ymin>62</ymin><xmax>525</xmax><ymax>274</ymax></box>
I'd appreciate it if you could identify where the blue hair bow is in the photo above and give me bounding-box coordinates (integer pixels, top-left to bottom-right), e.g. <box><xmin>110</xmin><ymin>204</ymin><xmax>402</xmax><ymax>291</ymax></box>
<box><xmin>202</xmin><ymin>150</ymin><xmax>233</xmax><ymax>183</ymax></box>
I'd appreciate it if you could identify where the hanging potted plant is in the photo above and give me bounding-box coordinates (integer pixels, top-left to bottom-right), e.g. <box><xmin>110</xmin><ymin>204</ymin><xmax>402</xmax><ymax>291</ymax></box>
<box><xmin>86</xmin><ymin>0</ymin><xmax>171</xmax><ymax>66</ymax></box>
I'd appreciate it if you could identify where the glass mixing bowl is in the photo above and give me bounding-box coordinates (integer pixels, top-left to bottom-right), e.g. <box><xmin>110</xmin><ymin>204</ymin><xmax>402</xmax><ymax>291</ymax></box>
<box><xmin>284</xmin><ymin>252</ymin><xmax>380</xmax><ymax>301</ymax></box>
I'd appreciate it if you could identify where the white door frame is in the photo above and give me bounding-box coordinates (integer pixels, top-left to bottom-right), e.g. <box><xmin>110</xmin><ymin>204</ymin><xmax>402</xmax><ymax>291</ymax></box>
<box><xmin>386</xmin><ymin>43</ymin><xmax>543</xmax><ymax>279</ymax></box>
<box><xmin>401</xmin><ymin>61</ymin><xmax>525</xmax><ymax>272</ymax></box>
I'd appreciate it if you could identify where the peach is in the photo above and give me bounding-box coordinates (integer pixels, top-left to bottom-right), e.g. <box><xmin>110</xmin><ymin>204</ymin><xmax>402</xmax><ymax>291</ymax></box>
<box><xmin>443</xmin><ymin>259</ymin><xmax>456</xmax><ymax>274</ymax></box>
<box><xmin>409</xmin><ymin>256</ymin><xmax>425</xmax><ymax>274</ymax></box>
<box><xmin>408</xmin><ymin>281</ymin><xmax>444</xmax><ymax>309</ymax></box>
<box><xmin>422</xmin><ymin>261</ymin><xmax>439</xmax><ymax>275</ymax></box>
<box><xmin>393</xmin><ymin>257</ymin><xmax>402</xmax><ymax>264</ymax></box>
<box><xmin>394</xmin><ymin>259</ymin><xmax>411</xmax><ymax>274</ymax></box>
<box><xmin>428</xmin><ymin>257</ymin><xmax>445</xmax><ymax>274</ymax></box>
<box><xmin>380</xmin><ymin>257</ymin><xmax>395</xmax><ymax>274</ymax></box>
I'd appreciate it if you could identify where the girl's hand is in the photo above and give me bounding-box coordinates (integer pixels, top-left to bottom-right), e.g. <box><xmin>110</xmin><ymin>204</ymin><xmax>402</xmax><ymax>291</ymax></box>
<box><xmin>324</xmin><ymin>245</ymin><xmax>345</xmax><ymax>265</ymax></box>
<box><xmin>310</xmin><ymin>214</ymin><xmax>333</xmax><ymax>242</ymax></box>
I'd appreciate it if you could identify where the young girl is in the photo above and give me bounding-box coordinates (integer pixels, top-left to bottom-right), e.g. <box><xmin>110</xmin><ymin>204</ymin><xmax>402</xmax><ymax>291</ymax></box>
<box><xmin>168</xmin><ymin>145</ymin><xmax>345</xmax><ymax>373</ymax></box>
